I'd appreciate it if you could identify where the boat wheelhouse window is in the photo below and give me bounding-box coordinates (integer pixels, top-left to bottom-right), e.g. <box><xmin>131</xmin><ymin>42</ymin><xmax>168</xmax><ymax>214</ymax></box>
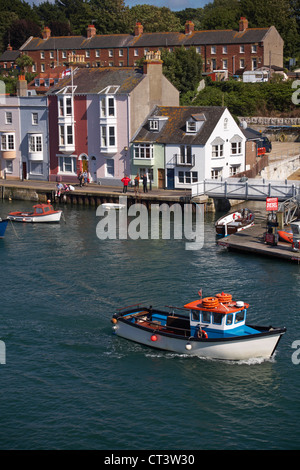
<box><xmin>202</xmin><ymin>312</ymin><xmax>210</xmax><ymax>323</ymax></box>
<box><xmin>35</xmin><ymin>207</ymin><xmax>43</xmax><ymax>214</ymax></box>
<box><xmin>44</xmin><ymin>207</ymin><xmax>50</xmax><ymax>212</ymax></box>
<box><xmin>226</xmin><ymin>314</ymin><xmax>233</xmax><ymax>325</ymax></box>
<box><xmin>191</xmin><ymin>310</ymin><xmax>200</xmax><ymax>321</ymax></box>
<box><xmin>235</xmin><ymin>310</ymin><xmax>245</xmax><ymax>323</ymax></box>
<box><xmin>212</xmin><ymin>312</ymin><xmax>223</xmax><ymax>325</ymax></box>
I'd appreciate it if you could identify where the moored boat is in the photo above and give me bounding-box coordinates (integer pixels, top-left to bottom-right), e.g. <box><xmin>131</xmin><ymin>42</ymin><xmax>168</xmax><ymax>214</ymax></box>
<box><xmin>215</xmin><ymin>208</ymin><xmax>254</xmax><ymax>237</ymax></box>
<box><xmin>111</xmin><ymin>292</ymin><xmax>286</xmax><ymax>361</ymax></box>
<box><xmin>0</xmin><ymin>218</ymin><xmax>9</xmax><ymax>238</ymax></box>
<box><xmin>8</xmin><ymin>203</ymin><xmax>62</xmax><ymax>223</ymax></box>
<box><xmin>278</xmin><ymin>230</ymin><xmax>293</xmax><ymax>244</ymax></box>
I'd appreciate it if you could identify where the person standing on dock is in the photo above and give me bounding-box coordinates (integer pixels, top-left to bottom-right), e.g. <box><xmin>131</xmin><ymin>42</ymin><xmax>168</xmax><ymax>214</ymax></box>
<box><xmin>78</xmin><ymin>171</ymin><xmax>83</xmax><ymax>187</ymax></box>
<box><xmin>83</xmin><ymin>171</ymin><xmax>88</xmax><ymax>186</ymax></box>
<box><xmin>142</xmin><ymin>173</ymin><xmax>148</xmax><ymax>193</ymax></box>
<box><xmin>121</xmin><ymin>175</ymin><xmax>130</xmax><ymax>193</ymax></box>
<box><xmin>134</xmin><ymin>173</ymin><xmax>140</xmax><ymax>196</ymax></box>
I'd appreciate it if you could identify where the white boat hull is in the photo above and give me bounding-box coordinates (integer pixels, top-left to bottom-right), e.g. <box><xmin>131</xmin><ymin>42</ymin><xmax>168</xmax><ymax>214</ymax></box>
<box><xmin>114</xmin><ymin>321</ymin><xmax>284</xmax><ymax>361</ymax></box>
<box><xmin>8</xmin><ymin>212</ymin><xmax>62</xmax><ymax>223</ymax></box>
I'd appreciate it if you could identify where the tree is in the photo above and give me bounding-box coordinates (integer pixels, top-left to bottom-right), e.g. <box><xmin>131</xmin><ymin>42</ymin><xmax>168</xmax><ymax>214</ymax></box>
<box><xmin>6</xmin><ymin>19</ymin><xmax>41</xmax><ymax>50</ymax></box>
<box><xmin>128</xmin><ymin>5</ymin><xmax>181</xmax><ymax>33</ymax></box>
<box><xmin>15</xmin><ymin>54</ymin><xmax>33</xmax><ymax>72</ymax></box>
<box><xmin>161</xmin><ymin>46</ymin><xmax>202</xmax><ymax>102</ymax></box>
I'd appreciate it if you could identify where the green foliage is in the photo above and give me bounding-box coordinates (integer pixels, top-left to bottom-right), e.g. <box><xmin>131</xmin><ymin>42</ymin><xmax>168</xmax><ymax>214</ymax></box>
<box><xmin>191</xmin><ymin>79</ymin><xmax>298</xmax><ymax>117</ymax></box>
<box><xmin>161</xmin><ymin>47</ymin><xmax>202</xmax><ymax>102</ymax></box>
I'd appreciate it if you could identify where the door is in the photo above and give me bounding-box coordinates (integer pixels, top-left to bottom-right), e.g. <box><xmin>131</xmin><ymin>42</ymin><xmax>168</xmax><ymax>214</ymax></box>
<box><xmin>158</xmin><ymin>168</ymin><xmax>165</xmax><ymax>189</ymax></box>
<box><xmin>22</xmin><ymin>162</ymin><xmax>27</xmax><ymax>180</ymax></box>
<box><xmin>90</xmin><ymin>156</ymin><xmax>97</xmax><ymax>183</ymax></box>
<box><xmin>167</xmin><ymin>169</ymin><xmax>174</xmax><ymax>189</ymax></box>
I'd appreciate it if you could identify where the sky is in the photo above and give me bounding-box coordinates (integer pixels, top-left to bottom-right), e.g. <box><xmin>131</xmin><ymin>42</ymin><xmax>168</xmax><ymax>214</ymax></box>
<box><xmin>28</xmin><ymin>0</ymin><xmax>210</xmax><ymax>11</ymax></box>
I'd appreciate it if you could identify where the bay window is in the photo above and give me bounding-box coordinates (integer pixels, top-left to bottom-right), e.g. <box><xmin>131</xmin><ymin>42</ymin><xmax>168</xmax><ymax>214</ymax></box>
<box><xmin>1</xmin><ymin>133</ymin><xmax>15</xmax><ymax>151</ymax></box>
<box><xmin>133</xmin><ymin>144</ymin><xmax>153</xmax><ymax>159</ymax></box>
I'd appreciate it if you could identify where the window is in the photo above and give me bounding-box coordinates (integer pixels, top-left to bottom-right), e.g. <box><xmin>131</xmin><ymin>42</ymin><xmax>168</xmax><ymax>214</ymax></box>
<box><xmin>32</xmin><ymin>64</ymin><xmax>36</xmax><ymax>72</ymax></box>
<box><xmin>240</xmin><ymin>59</ymin><xmax>245</xmax><ymax>69</ymax></box>
<box><xmin>222</xmin><ymin>46</ymin><xmax>227</xmax><ymax>54</ymax></box>
<box><xmin>59</xmin><ymin>124</ymin><xmax>74</xmax><ymax>147</ymax></box>
<box><xmin>235</xmin><ymin>310</ymin><xmax>245</xmax><ymax>323</ymax></box>
<box><xmin>1</xmin><ymin>133</ymin><xmax>15</xmax><ymax>150</ymax></box>
<box><xmin>100</xmin><ymin>96</ymin><xmax>115</xmax><ymax>117</ymax></box>
<box><xmin>62</xmin><ymin>51</ymin><xmax>67</xmax><ymax>59</ymax></box>
<box><xmin>240</xmin><ymin>45</ymin><xmax>245</xmax><ymax>53</ymax></box>
<box><xmin>109</xmin><ymin>62</ymin><xmax>113</xmax><ymax>67</ymax></box>
<box><xmin>231</xmin><ymin>142</ymin><xmax>242</xmax><ymax>154</ymax></box>
<box><xmin>106</xmin><ymin>159</ymin><xmax>114</xmax><ymax>177</ymax></box>
<box><xmin>226</xmin><ymin>314</ymin><xmax>233</xmax><ymax>325</ymax></box>
<box><xmin>95</xmin><ymin>50</ymin><xmax>100</xmax><ymax>57</ymax></box>
<box><xmin>100</xmin><ymin>126</ymin><xmax>116</xmax><ymax>149</ymax></box>
<box><xmin>149</xmin><ymin>120</ymin><xmax>158</xmax><ymax>131</ymax></box>
<box><xmin>178</xmin><ymin>145</ymin><xmax>194</xmax><ymax>166</ymax></box>
<box><xmin>41</xmin><ymin>64</ymin><xmax>45</xmax><ymax>72</ymax></box>
<box><xmin>108</xmin><ymin>49</ymin><xmax>113</xmax><ymax>57</ymax></box>
<box><xmin>202</xmin><ymin>312</ymin><xmax>211</xmax><ymax>323</ymax></box>
<box><xmin>186</xmin><ymin>121</ymin><xmax>196</xmax><ymax>133</ymax></box>
<box><xmin>212</xmin><ymin>313</ymin><xmax>223</xmax><ymax>325</ymax></box>
<box><xmin>40</xmin><ymin>52</ymin><xmax>45</xmax><ymax>59</ymax></box>
<box><xmin>211</xmin><ymin>46</ymin><xmax>216</xmax><ymax>54</ymax></box>
<box><xmin>252</xmin><ymin>58</ymin><xmax>257</xmax><ymax>70</ymax></box>
<box><xmin>29</xmin><ymin>134</ymin><xmax>42</xmax><ymax>153</ymax></box>
<box><xmin>222</xmin><ymin>59</ymin><xmax>228</xmax><ymax>69</ymax></box>
<box><xmin>5</xmin><ymin>112</ymin><xmax>12</xmax><ymax>124</ymax></box>
<box><xmin>224</xmin><ymin>118</ymin><xmax>228</xmax><ymax>130</ymax></box>
<box><xmin>212</xmin><ymin>144</ymin><xmax>223</xmax><ymax>158</ymax></box>
<box><xmin>119</xmin><ymin>62</ymin><xmax>123</xmax><ymax>67</ymax></box>
<box><xmin>230</xmin><ymin>165</ymin><xmax>240</xmax><ymax>176</ymax></box>
<box><xmin>58</xmin><ymin>156</ymin><xmax>77</xmax><ymax>174</ymax></box>
<box><xmin>134</xmin><ymin>49</ymin><xmax>139</xmax><ymax>56</ymax></box>
<box><xmin>196</xmin><ymin>46</ymin><xmax>201</xmax><ymax>54</ymax></box>
<box><xmin>211</xmin><ymin>168</ymin><xmax>222</xmax><ymax>179</ymax></box>
<box><xmin>108</xmin><ymin>127</ymin><xmax>115</xmax><ymax>146</ymax></box>
<box><xmin>86</xmin><ymin>50</ymin><xmax>90</xmax><ymax>58</ymax></box>
<box><xmin>251</xmin><ymin>45</ymin><xmax>257</xmax><ymax>53</ymax></box>
<box><xmin>50</xmin><ymin>51</ymin><xmax>54</xmax><ymax>58</ymax></box>
<box><xmin>58</xmin><ymin>96</ymin><xmax>73</xmax><ymax>116</ymax></box>
<box><xmin>119</xmin><ymin>49</ymin><xmax>123</xmax><ymax>57</ymax></box>
<box><xmin>6</xmin><ymin>160</ymin><xmax>13</xmax><ymax>173</ymax></box>
<box><xmin>133</xmin><ymin>144</ymin><xmax>153</xmax><ymax>159</ymax></box>
<box><xmin>178</xmin><ymin>171</ymin><xmax>198</xmax><ymax>184</ymax></box>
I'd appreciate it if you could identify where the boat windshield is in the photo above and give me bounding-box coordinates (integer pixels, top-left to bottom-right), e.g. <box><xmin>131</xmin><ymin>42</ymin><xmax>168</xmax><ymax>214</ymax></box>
<box><xmin>35</xmin><ymin>207</ymin><xmax>43</xmax><ymax>214</ymax></box>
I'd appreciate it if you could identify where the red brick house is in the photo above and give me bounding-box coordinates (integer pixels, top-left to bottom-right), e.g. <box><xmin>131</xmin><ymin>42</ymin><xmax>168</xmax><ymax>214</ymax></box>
<box><xmin>2</xmin><ymin>17</ymin><xmax>283</xmax><ymax>77</ymax></box>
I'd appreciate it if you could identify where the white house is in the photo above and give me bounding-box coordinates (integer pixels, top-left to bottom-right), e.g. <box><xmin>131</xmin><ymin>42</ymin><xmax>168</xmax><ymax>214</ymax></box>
<box><xmin>132</xmin><ymin>106</ymin><xmax>246</xmax><ymax>189</ymax></box>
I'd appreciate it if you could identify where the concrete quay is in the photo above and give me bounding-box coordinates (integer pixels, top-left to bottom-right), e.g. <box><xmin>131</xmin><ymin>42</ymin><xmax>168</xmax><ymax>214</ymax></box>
<box><xmin>217</xmin><ymin>222</ymin><xmax>300</xmax><ymax>263</ymax></box>
<box><xmin>0</xmin><ymin>179</ymin><xmax>210</xmax><ymax>210</ymax></box>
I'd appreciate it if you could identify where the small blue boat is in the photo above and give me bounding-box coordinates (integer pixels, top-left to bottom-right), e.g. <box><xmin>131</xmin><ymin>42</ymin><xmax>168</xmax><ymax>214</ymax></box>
<box><xmin>0</xmin><ymin>218</ymin><xmax>8</xmax><ymax>238</ymax></box>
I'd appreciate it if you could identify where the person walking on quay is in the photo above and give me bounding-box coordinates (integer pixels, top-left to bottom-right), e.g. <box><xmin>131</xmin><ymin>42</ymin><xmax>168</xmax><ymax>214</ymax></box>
<box><xmin>83</xmin><ymin>170</ymin><xmax>88</xmax><ymax>186</ymax></box>
<box><xmin>121</xmin><ymin>175</ymin><xmax>131</xmax><ymax>193</ymax></box>
<box><xmin>78</xmin><ymin>171</ymin><xmax>83</xmax><ymax>187</ymax></box>
<box><xmin>134</xmin><ymin>173</ymin><xmax>140</xmax><ymax>196</ymax></box>
<box><xmin>142</xmin><ymin>173</ymin><xmax>148</xmax><ymax>193</ymax></box>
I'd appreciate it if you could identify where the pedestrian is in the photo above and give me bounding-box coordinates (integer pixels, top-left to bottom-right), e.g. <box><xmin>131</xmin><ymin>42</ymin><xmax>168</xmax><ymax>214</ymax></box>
<box><xmin>134</xmin><ymin>173</ymin><xmax>140</xmax><ymax>196</ymax></box>
<box><xmin>83</xmin><ymin>170</ymin><xmax>88</xmax><ymax>186</ymax></box>
<box><xmin>142</xmin><ymin>173</ymin><xmax>148</xmax><ymax>193</ymax></box>
<box><xmin>121</xmin><ymin>175</ymin><xmax>130</xmax><ymax>193</ymax></box>
<box><xmin>78</xmin><ymin>171</ymin><xmax>83</xmax><ymax>187</ymax></box>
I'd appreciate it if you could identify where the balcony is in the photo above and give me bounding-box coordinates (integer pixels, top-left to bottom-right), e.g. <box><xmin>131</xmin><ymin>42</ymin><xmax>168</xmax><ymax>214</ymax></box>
<box><xmin>175</xmin><ymin>154</ymin><xmax>195</xmax><ymax>167</ymax></box>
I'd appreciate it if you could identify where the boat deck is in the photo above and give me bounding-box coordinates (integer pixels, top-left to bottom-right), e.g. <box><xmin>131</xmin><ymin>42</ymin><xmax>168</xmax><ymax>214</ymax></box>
<box><xmin>217</xmin><ymin>223</ymin><xmax>300</xmax><ymax>263</ymax></box>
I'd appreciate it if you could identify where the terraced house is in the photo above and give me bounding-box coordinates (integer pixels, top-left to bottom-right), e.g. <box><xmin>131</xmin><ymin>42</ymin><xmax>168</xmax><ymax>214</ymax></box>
<box><xmin>132</xmin><ymin>106</ymin><xmax>246</xmax><ymax>190</ymax></box>
<box><xmin>4</xmin><ymin>17</ymin><xmax>283</xmax><ymax>76</ymax></box>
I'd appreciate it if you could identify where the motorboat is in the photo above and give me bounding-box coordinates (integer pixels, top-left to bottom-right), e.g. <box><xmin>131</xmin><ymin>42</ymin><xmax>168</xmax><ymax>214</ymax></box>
<box><xmin>8</xmin><ymin>203</ymin><xmax>62</xmax><ymax>223</ymax></box>
<box><xmin>278</xmin><ymin>230</ymin><xmax>293</xmax><ymax>244</ymax></box>
<box><xmin>111</xmin><ymin>292</ymin><xmax>286</xmax><ymax>361</ymax></box>
<box><xmin>215</xmin><ymin>208</ymin><xmax>254</xmax><ymax>237</ymax></box>
<box><xmin>0</xmin><ymin>218</ymin><xmax>8</xmax><ymax>238</ymax></box>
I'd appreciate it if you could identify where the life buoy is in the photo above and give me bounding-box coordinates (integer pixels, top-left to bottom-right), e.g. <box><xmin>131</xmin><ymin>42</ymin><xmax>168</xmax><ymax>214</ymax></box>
<box><xmin>216</xmin><ymin>292</ymin><xmax>232</xmax><ymax>303</ymax></box>
<box><xmin>197</xmin><ymin>329</ymin><xmax>208</xmax><ymax>339</ymax></box>
<box><xmin>202</xmin><ymin>296</ymin><xmax>219</xmax><ymax>308</ymax></box>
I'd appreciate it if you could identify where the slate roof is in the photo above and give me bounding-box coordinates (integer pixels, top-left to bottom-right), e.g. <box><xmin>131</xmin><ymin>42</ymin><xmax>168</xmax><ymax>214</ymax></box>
<box><xmin>133</xmin><ymin>106</ymin><xmax>226</xmax><ymax>145</ymax></box>
<box><xmin>47</xmin><ymin>67</ymin><xmax>144</xmax><ymax>95</ymax></box>
<box><xmin>0</xmin><ymin>50</ymin><xmax>21</xmax><ymax>61</ymax></box>
<box><xmin>20</xmin><ymin>26</ymin><xmax>272</xmax><ymax>52</ymax></box>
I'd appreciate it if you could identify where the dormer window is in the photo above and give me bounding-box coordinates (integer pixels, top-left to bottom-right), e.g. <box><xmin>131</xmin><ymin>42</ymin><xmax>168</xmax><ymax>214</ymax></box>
<box><xmin>149</xmin><ymin>119</ymin><xmax>159</xmax><ymax>131</ymax></box>
<box><xmin>186</xmin><ymin>121</ymin><xmax>196</xmax><ymax>133</ymax></box>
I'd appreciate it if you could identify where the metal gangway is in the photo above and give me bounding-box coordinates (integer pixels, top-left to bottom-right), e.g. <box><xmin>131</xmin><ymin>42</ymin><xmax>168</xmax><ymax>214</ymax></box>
<box><xmin>191</xmin><ymin>178</ymin><xmax>300</xmax><ymax>202</ymax></box>
<box><xmin>278</xmin><ymin>196</ymin><xmax>300</xmax><ymax>225</ymax></box>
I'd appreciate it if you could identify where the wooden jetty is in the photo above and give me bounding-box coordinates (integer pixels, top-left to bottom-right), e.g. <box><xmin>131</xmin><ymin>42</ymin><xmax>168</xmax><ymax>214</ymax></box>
<box><xmin>217</xmin><ymin>223</ymin><xmax>300</xmax><ymax>263</ymax></box>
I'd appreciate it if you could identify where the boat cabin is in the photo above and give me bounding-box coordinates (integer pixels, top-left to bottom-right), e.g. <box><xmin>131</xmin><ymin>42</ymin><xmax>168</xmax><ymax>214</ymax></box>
<box><xmin>33</xmin><ymin>204</ymin><xmax>55</xmax><ymax>215</ymax></box>
<box><xmin>184</xmin><ymin>295</ymin><xmax>252</xmax><ymax>338</ymax></box>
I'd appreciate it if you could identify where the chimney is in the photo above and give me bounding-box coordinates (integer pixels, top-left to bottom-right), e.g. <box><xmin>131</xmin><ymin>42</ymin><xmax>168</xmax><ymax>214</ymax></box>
<box><xmin>87</xmin><ymin>25</ymin><xmax>96</xmax><ymax>39</ymax></box>
<box><xmin>7</xmin><ymin>44</ymin><xmax>12</xmax><ymax>51</ymax></box>
<box><xmin>42</xmin><ymin>26</ymin><xmax>51</xmax><ymax>40</ymax></box>
<box><xmin>185</xmin><ymin>21</ymin><xmax>194</xmax><ymax>35</ymax></box>
<box><xmin>239</xmin><ymin>17</ymin><xmax>248</xmax><ymax>32</ymax></box>
<box><xmin>143</xmin><ymin>51</ymin><xmax>163</xmax><ymax>107</ymax></box>
<box><xmin>17</xmin><ymin>75</ymin><xmax>27</xmax><ymax>97</ymax></box>
<box><xmin>134</xmin><ymin>22</ymin><xmax>143</xmax><ymax>36</ymax></box>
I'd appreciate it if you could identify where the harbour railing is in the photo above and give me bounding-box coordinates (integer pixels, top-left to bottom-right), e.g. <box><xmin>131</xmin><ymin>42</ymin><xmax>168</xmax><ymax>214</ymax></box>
<box><xmin>191</xmin><ymin>178</ymin><xmax>300</xmax><ymax>201</ymax></box>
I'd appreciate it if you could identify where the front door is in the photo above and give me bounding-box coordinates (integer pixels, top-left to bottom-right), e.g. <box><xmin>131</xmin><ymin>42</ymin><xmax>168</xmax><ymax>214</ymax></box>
<box><xmin>167</xmin><ymin>169</ymin><xmax>174</xmax><ymax>189</ymax></box>
<box><xmin>158</xmin><ymin>168</ymin><xmax>165</xmax><ymax>189</ymax></box>
<box><xmin>90</xmin><ymin>156</ymin><xmax>97</xmax><ymax>183</ymax></box>
<box><xmin>22</xmin><ymin>162</ymin><xmax>27</xmax><ymax>180</ymax></box>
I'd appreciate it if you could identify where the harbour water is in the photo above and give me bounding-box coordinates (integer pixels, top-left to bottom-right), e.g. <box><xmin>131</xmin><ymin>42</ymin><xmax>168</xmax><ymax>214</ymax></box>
<box><xmin>0</xmin><ymin>199</ymin><xmax>299</xmax><ymax>450</ymax></box>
